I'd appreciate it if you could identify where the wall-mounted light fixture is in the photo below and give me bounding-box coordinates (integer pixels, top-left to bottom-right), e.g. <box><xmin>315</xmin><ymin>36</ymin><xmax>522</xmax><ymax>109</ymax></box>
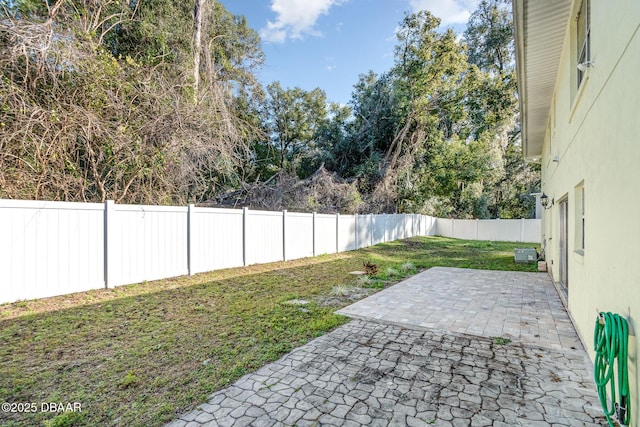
<box><xmin>540</xmin><ymin>193</ymin><xmax>554</xmax><ymax>209</ymax></box>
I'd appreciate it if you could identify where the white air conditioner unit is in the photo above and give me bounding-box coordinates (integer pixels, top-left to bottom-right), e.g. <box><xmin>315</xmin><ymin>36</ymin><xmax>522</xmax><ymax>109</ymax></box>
<box><xmin>514</xmin><ymin>248</ymin><xmax>538</xmax><ymax>263</ymax></box>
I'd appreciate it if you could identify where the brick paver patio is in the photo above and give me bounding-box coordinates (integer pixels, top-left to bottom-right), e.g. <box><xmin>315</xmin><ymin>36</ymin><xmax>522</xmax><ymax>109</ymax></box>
<box><xmin>337</xmin><ymin>267</ymin><xmax>582</xmax><ymax>351</ymax></box>
<box><xmin>166</xmin><ymin>267</ymin><xmax>606</xmax><ymax>427</ymax></box>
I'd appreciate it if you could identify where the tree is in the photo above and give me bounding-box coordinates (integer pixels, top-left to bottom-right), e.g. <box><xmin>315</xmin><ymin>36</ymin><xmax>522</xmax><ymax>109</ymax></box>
<box><xmin>264</xmin><ymin>82</ymin><xmax>327</xmax><ymax>175</ymax></box>
<box><xmin>464</xmin><ymin>0</ymin><xmax>513</xmax><ymax>74</ymax></box>
<box><xmin>0</xmin><ymin>0</ymin><xmax>539</xmax><ymax>217</ymax></box>
<box><xmin>315</xmin><ymin>102</ymin><xmax>353</xmax><ymax>175</ymax></box>
<box><xmin>313</xmin><ymin>11</ymin><xmax>497</xmax><ymax>216</ymax></box>
<box><xmin>311</xmin><ymin>71</ymin><xmax>401</xmax><ymax>197</ymax></box>
<box><xmin>0</xmin><ymin>0</ymin><xmax>264</xmax><ymax>204</ymax></box>
<box><xmin>386</xmin><ymin>11</ymin><xmax>467</xmax><ymax>168</ymax></box>
<box><xmin>367</xmin><ymin>11</ymin><xmax>471</xmax><ymax>213</ymax></box>
<box><xmin>463</xmin><ymin>0</ymin><xmax>540</xmax><ymax>218</ymax></box>
<box><xmin>193</xmin><ymin>0</ymin><xmax>205</xmax><ymax>102</ymax></box>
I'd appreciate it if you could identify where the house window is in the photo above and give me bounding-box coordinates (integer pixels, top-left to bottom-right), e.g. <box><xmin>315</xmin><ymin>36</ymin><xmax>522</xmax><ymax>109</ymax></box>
<box><xmin>576</xmin><ymin>0</ymin><xmax>591</xmax><ymax>87</ymax></box>
<box><xmin>575</xmin><ymin>183</ymin><xmax>585</xmax><ymax>253</ymax></box>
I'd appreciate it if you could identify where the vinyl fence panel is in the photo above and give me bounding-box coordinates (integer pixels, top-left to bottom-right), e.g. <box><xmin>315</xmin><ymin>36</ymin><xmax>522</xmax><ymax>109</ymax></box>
<box><xmin>285</xmin><ymin>212</ymin><xmax>314</xmax><ymax>260</ymax></box>
<box><xmin>191</xmin><ymin>207</ymin><xmax>244</xmax><ymax>273</ymax></box>
<box><xmin>386</xmin><ymin>215</ymin><xmax>403</xmax><ymax>242</ymax></box>
<box><xmin>416</xmin><ymin>215</ymin><xmax>424</xmax><ymax>236</ymax></box>
<box><xmin>245</xmin><ymin>210</ymin><xmax>283</xmax><ymax>265</ymax></box>
<box><xmin>496</xmin><ymin>219</ymin><xmax>523</xmax><ymax>242</ymax></box>
<box><xmin>453</xmin><ymin>219</ymin><xmax>478</xmax><ymax>240</ymax></box>
<box><xmin>423</xmin><ymin>215</ymin><xmax>438</xmax><ymax>236</ymax></box>
<box><xmin>110</xmin><ymin>204</ymin><xmax>188</xmax><ymax>287</ymax></box>
<box><xmin>314</xmin><ymin>214</ymin><xmax>337</xmax><ymax>255</ymax></box>
<box><xmin>437</xmin><ymin>217</ymin><xmax>541</xmax><ymax>243</ymax></box>
<box><xmin>0</xmin><ymin>200</ymin><xmax>105</xmax><ymax>302</ymax></box>
<box><xmin>372</xmin><ymin>214</ymin><xmax>386</xmax><ymax>245</ymax></box>
<box><xmin>477</xmin><ymin>220</ymin><xmax>499</xmax><ymax>241</ymax></box>
<box><xmin>337</xmin><ymin>215</ymin><xmax>357</xmax><ymax>252</ymax></box>
<box><xmin>435</xmin><ymin>218</ymin><xmax>453</xmax><ymax>238</ymax></box>
<box><xmin>403</xmin><ymin>215</ymin><xmax>413</xmax><ymax>238</ymax></box>
<box><xmin>409</xmin><ymin>214</ymin><xmax>417</xmax><ymax>237</ymax></box>
<box><xmin>356</xmin><ymin>214</ymin><xmax>373</xmax><ymax>249</ymax></box>
<box><xmin>521</xmin><ymin>219</ymin><xmax>541</xmax><ymax>243</ymax></box>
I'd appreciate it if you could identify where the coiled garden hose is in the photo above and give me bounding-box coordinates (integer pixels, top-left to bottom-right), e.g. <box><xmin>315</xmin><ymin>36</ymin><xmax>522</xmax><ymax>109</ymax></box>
<box><xmin>594</xmin><ymin>312</ymin><xmax>630</xmax><ymax>426</ymax></box>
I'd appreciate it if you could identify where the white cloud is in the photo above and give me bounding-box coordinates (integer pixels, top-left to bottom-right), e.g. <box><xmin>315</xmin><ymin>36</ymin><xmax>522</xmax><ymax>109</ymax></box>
<box><xmin>408</xmin><ymin>0</ymin><xmax>480</xmax><ymax>26</ymax></box>
<box><xmin>326</xmin><ymin>65</ymin><xmax>336</xmax><ymax>71</ymax></box>
<box><xmin>261</xmin><ymin>0</ymin><xmax>344</xmax><ymax>43</ymax></box>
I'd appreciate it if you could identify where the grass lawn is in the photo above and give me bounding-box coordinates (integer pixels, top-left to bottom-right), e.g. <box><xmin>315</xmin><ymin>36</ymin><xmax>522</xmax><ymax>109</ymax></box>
<box><xmin>0</xmin><ymin>237</ymin><xmax>538</xmax><ymax>426</ymax></box>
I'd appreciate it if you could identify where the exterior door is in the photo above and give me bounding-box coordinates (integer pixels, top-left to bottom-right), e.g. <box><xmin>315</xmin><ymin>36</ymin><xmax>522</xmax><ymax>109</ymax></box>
<box><xmin>558</xmin><ymin>199</ymin><xmax>569</xmax><ymax>295</ymax></box>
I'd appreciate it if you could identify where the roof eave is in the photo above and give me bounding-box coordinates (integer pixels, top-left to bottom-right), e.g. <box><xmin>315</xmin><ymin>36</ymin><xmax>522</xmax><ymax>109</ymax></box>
<box><xmin>513</xmin><ymin>0</ymin><xmax>532</xmax><ymax>158</ymax></box>
<box><xmin>512</xmin><ymin>0</ymin><xmax>573</xmax><ymax>160</ymax></box>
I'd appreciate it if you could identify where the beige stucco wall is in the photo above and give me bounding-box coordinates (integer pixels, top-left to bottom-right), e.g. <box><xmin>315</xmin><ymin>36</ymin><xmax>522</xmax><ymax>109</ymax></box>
<box><xmin>539</xmin><ymin>1</ymin><xmax>640</xmax><ymax>424</ymax></box>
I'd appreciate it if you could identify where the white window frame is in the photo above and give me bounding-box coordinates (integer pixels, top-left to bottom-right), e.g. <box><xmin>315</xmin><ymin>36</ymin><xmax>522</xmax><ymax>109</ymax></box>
<box><xmin>576</xmin><ymin>0</ymin><xmax>591</xmax><ymax>88</ymax></box>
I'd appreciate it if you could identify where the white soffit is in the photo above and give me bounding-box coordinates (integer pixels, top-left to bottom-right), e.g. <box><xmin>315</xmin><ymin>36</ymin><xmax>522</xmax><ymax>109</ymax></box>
<box><xmin>513</xmin><ymin>0</ymin><xmax>572</xmax><ymax>159</ymax></box>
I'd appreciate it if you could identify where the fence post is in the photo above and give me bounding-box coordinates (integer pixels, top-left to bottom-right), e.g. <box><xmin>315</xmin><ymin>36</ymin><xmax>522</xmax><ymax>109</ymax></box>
<box><xmin>413</xmin><ymin>215</ymin><xmax>415</xmax><ymax>237</ymax></box>
<box><xmin>404</xmin><ymin>214</ymin><xmax>407</xmax><ymax>238</ymax></box>
<box><xmin>187</xmin><ymin>204</ymin><xmax>194</xmax><ymax>275</ymax></box>
<box><xmin>383</xmin><ymin>214</ymin><xmax>387</xmax><ymax>242</ymax></box>
<box><xmin>104</xmin><ymin>200</ymin><xmax>115</xmax><ymax>289</ymax></box>
<box><xmin>312</xmin><ymin>212</ymin><xmax>317</xmax><ymax>256</ymax></box>
<box><xmin>370</xmin><ymin>214</ymin><xmax>373</xmax><ymax>247</ymax></box>
<box><xmin>404</xmin><ymin>215</ymin><xmax>408</xmax><ymax>239</ymax></box>
<box><xmin>411</xmin><ymin>214</ymin><xmax>414</xmax><ymax>237</ymax></box>
<box><xmin>283</xmin><ymin>210</ymin><xmax>287</xmax><ymax>261</ymax></box>
<box><xmin>411</xmin><ymin>214</ymin><xmax>415</xmax><ymax>237</ymax></box>
<box><xmin>243</xmin><ymin>207</ymin><xmax>248</xmax><ymax>266</ymax></box>
<box><xmin>520</xmin><ymin>218</ymin><xmax>525</xmax><ymax>242</ymax></box>
<box><xmin>336</xmin><ymin>213</ymin><xmax>340</xmax><ymax>253</ymax></box>
<box><xmin>354</xmin><ymin>214</ymin><xmax>359</xmax><ymax>249</ymax></box>
<box><xmin>476</xmin><ymin>219</ymin><xmax>479</xmax><ymax>241</ymax></box>
<box><xmin>411</xmin><ymin>214</ymin><xmax>413</xmax><ymax>237</ymax></box>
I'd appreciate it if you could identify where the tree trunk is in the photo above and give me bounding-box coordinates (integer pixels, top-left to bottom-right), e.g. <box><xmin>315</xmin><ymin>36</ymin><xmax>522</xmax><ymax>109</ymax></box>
<box><xmin>193</xmin><ymin>0</ymin><xmax>206</xmax><ymax>103</ymax></box>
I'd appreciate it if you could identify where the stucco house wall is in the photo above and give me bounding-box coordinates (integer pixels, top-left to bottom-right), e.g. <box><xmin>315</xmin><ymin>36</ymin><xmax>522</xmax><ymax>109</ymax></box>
<box><xmin>514</xmin><ymin>1</ymin><xmax>639</xmax><ymax>424</ymax></box>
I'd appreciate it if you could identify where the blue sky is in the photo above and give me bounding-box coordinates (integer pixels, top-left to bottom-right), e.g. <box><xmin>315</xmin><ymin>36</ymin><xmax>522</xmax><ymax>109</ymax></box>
<box><xmin>218</xmin><ymin>0</ymin><xmax>480</xmax><ymax>105</ymax></box>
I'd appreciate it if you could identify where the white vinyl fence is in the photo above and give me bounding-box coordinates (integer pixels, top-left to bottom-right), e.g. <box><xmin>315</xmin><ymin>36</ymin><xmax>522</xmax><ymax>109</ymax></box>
<box><xmin>435</xmin><ymin>218</ymin><xmax>541</xmax><ymax>243</ymax></box>
<box><xmin>0</xmin><ymin>199</ymin><xmax>540</xmax><ymax>303</ymax></box>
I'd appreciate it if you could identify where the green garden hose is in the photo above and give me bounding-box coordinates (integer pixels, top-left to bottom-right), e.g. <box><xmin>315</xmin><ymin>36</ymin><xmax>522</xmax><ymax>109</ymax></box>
<box><xmin>594</xmin><ymin>311</ymin><xmax>631</xmax><ymax>426</ymax></box>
